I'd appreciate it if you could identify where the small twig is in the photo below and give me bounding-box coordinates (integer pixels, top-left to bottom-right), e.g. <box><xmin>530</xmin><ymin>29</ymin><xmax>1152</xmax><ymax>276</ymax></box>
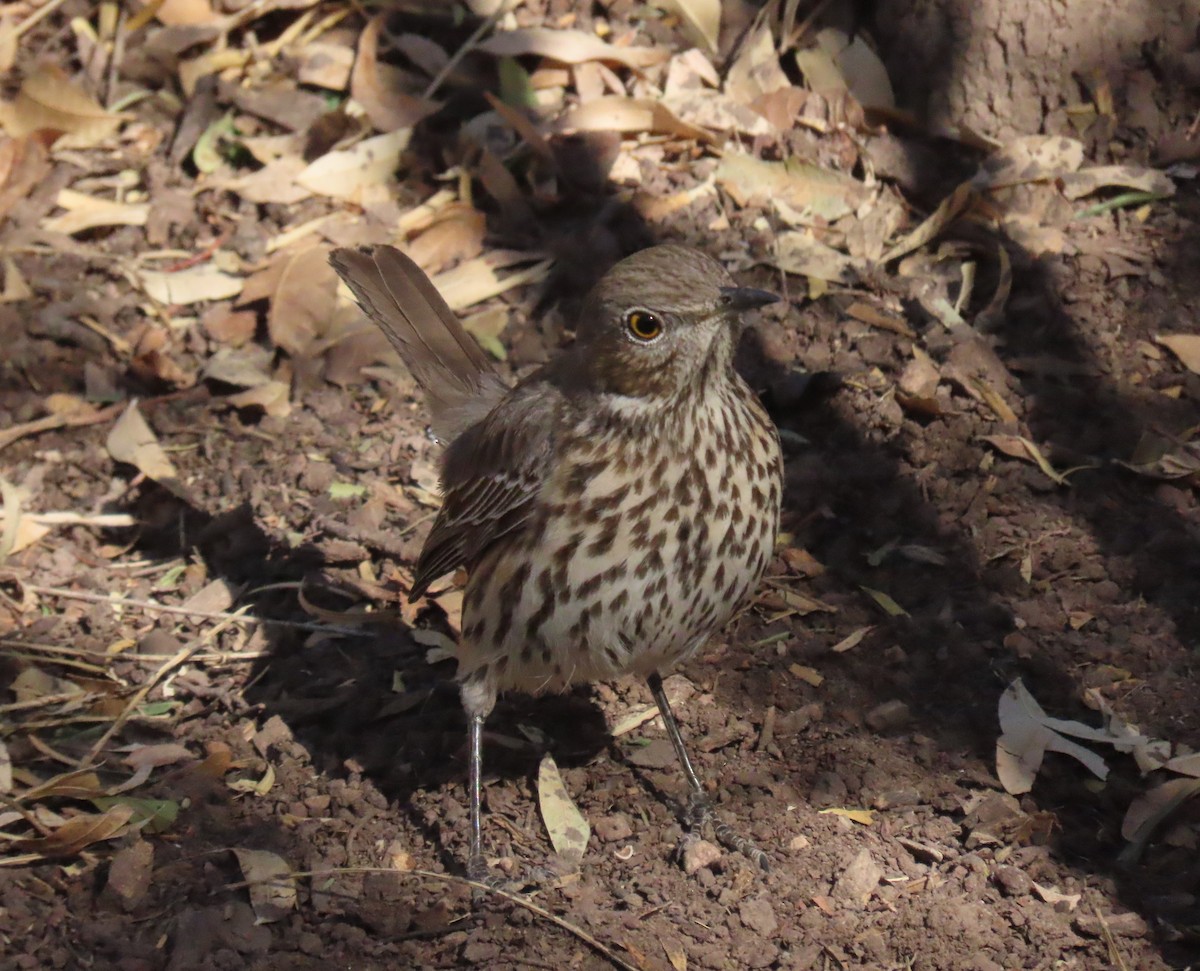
<box><xmin>422</xmin><ymin>4</ymin><xmax>507</xmax><ymax>100</ymax></box>
<box><xmin>222</xmin><ymin>865</ymin><xmax>640</xmax><ymax>971</ymax></box>
<box><xmin>18</xmin><ymin>585</ymin><xmax>371</xmax><ymax>637</ymax></box>
<box><xmin>14</xmin><ymin>0</ymin><xmax>74</xmax><ymax>37</ymax></box>
<box><xmin>80</xmin><ymin>640</ymin><xmax>199</xmax><ymax>767</ymax></box>
<box><xmin>0</xmin><ymin>512</ymin><xmax>136</xmax><ymax>528</ymax></box>
<box><xmin>0</xmin><ymin>638</ymin><xmax>269</xmax><ymax>666</ymax></box>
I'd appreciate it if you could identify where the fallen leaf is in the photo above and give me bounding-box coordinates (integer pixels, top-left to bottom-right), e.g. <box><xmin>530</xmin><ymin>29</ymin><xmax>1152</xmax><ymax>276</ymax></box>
<box><xmin>91</xmin><ymin>796</ymin><xmax>179</xmax><ymax>834</ymax></box>
<box><xmin>657</xmin><ymin>0</ymin><xmax>721</xmax><ymax>54</ymax></box>
<box><xmin>295</xmin><ymin>128</ymin><xmax>412</xmax><ymax>202</ymax></box>
<box><xmin>1120</xmin><ymin>777</ymin><xmax>1200</xmax><ymax>847</ymax></box>
<box><xmin>135</xmin><ymin>0</ymin><xmax>218</xmax><ymax>26</ymax></box>
<box><xmin>140</xmin><ymin>264</ymin><xmax>244</xmax><ymax>306</ymax></box>
<box><xmin>882</xmin><ymin>182</ymin><xmax>972</xmax><ymax>263</ymax></box>
<box><xmin>789</xmin><ymin>663</ymin><xmax>824</xmax><ymax>687</ymax></box>
<box><xmin>106</xmin><ymin>402</ymin><xmax>180</xmax><ymax>487</ymax></box>
<box><xmin>478</xmin><ymin>28</ymin><xmax>669</xmax><ymax>71</ymax></box>
<box><xmin>107</xmin><ymin>839</ymin><xmax>155</xmax><ymax>908</ymax></box>
<box><xmin>268</xmin><ymin>245</ymin><xmax>337</xmax><ymax>356</ymax></box>
<box><xmin>1031</xmin><ymin>882</ymin><xmax>1081</xmax><ymax>911</ymax></box>
<box><xmin>816</xmin><ymin>26</ymin><xmax>894</xmax><ymax>109</ymax></box>
<box><xmin>13</xmin><ymin>804</ymin><xmax>136</xmax><ymax>856</ymax></box>
<box><xmin>996</xmin><ymin>679</ymin><xmax>1115</xmax><ymax>794</ymax></box>
<box><xmin>0</xmin><ymin>740</ymin><xmax>8</xmax><ymax>794</ymax></box>
<box><xmin>724</xmin><ymin>24</ymin><xmax>788</xmax><ymax>102</ymax></box>
<box><xmin>0</xmin><ymin>135</ymin><xmax>52</xmax><ymax>223</ymax></box>
<box><xmin>228</xmin><ymin>381</ymin><xmax>291</xmax><ymax>417</ymax></box>
<box><xmin>972</xmin><ymin>135</ymin><xmax>1085</xmax><ymax>189</ymax></box>
<box><xmin>232</xmin><ymin>848</ymin><xmax>297</xmax><ymax>923</ymax></box>
<box><xmin>979</xmin><ymin>435</ymin><xmax>1071</xmax><ymax>486</ymax></box>
<box><xmin>123</xmin><ymin>743</ymin><xmax>192</xmax><ymax>771</ymax></box>
<box><xmin>773</xmin><ymin>230</ymin><xmax>855</xmax><ymax>283</ymax></box>
<box><xmin>351</xmin><ymin>15</ymin><xmax>440</xmax><ymax>133</ymax></box>
<box><xmin>0</xmin><ymin>64</ymin><xmax>124</xmax><ymax>147</ymax></box>
<box><xmin>405</xmin><ymin>204</ymin><xmax>487</xmax><ymax>274</ymax></box>
<box><xmin>830</xmin><ymin>626</ymin><xmax>873</xmax><ymax>653</ymax></box>
<box><xmin>432</xmin><ymin>254</ymin><xmax>553</xmax><ymax>312</ymax></box>
<box><xmin>818</xmin><ymin>807</ymin><xmax>874</xmax><ymax>825</ymax></box>
<box><xmin>538</xmin><ymin>752</ymin><xmax>590</xmax><ymax>866</ymax></box>
<box><xmin>717</xmin><ymin>152</ymin><xmax>868</xmax><ymax>221</ymax></box>
<box><xmin>556</xmin><ymin>95</ymin><xmax>715</xmax><ymax>143</ymax></box>
<box><xmin>1156</xmin><ymin>334</ymin><xmax>1200</xmax><ymax>375</ymax></box>
<box><xmin>860</xmin><ymin>586</ymin><xmax>908</xmax><ymax>617</ymax></box>
<box><xmin>1059</xmin><ymin>164</ymin><xmax>1174</xmax><ymax>201</ymax></box>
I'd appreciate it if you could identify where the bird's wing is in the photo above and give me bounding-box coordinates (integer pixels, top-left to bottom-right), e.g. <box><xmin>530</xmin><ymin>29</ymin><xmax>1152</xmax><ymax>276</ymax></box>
<box><xmin>410</xmin><ymin>379</ymin><xmax>562</xmax><ymax>600</ymax></box>
<box><xmin>330</xmin><ymin>245</ymin><xmax>508</xmax><ymax>442</ymax></box>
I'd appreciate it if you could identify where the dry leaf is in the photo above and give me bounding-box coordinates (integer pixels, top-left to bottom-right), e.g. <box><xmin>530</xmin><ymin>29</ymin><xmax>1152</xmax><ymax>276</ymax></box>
<box><xmin>995</xmin><ymin>679</ymin><xmax>1114</xmax><ymax>795</ymax></box>
<box><xmin>556</xmin><ymin>96</ymin><xmax>715</xmax><ymax>143</ymax></box>
<box><xmin>1120</xmin><ymin>777</ymin><xmax>1200</xmax><ymax>846</ymax></box>
<box><xmin>232</xmin><ymin>848</ymin><xmax>297</xmax><ymax>923</ymax></box>
<box><xmin>0</xmin><ymin>64</ymin><xmax>124</xmax><ymax>147</ymax></box>
<box><xmin>818</xmin><ymin>807</ymin><xmax>874</xmax><ymax>825</ymax></box>
<box><xmin>773</xmin><ymin>231</ymin><xmax>855</xmax><ymax>283</ymax></box>
<box><xmin>431</xmin><ymin>254</ymin><xmax>552</xmax><ymax>312</ymax></box>
<box><xmin>789</xmin><ymin>663</ymin><xmax>824</xmax><ymax>687</ymax></box>
<box><xmin>14</xmin><ymin>804</ymin><xmax>136</xmax><ymax>857</ymax></box>
<box><xmin>43</xmin><ymin>189</ymin><xmax>150</xmax><ymax>235</ymax></box>
<box><xmin>882</xmin><ymin>182</ymin><xmax>972</xmax><ymax>263</ymax></box>
<box><xmin>860</xmin><ymin>586</ymin><xmax>908</xmax><ymax>617</ymax></box>
<box><xmin>107</xmin><ymin>840</ymin><xmax>155</xmax><ymax>908</ymax></box>
<box><xmin>228</xmin><ymin>380</ymin><xmax>292</xmax><ymax>417</ymax></box>
<box><xmin>294</xmin><ymin>128</ymin><xmax>412</xmax><ymax>202</ymax></box>
<box><xmin>106</xmin><ymin>402</ymin><xmax>181</xmax><ymax>488</ymax></box>
<box><xmin>717</xmin><ymin>153</ymin><xmax>867</xmax><ymax>221</ymax></box>
<box><xmin>979</xmin><ymin>435</ymin><xmax>1070</xmax><ymax>486</ymax></box>
<box><xmin>268</xmin><ymin>245</ymin><xmax>337</xmax><ymax>356</ymax></box>
<box><xmin>537</xmin><ymin>753</ymin><xmax>590</xmax><ymax>866</ymax></box>
<box><xmin>830</xmin><ymin>626</ymin><xmax>873</xmax><ymax>653</ymax></box>
<box><xmin>0</xmin><ymin>135</ymin><xmax>52</xmax><ymax>223</ymax></box>
<box><xmin>478</xmin><ymin>28</ymin><xmax>669</xmax><ymax>71</ymax></box>
<box><xmin>405</xmin><ymin>204</ymin><xmax>487</xmax><ymax>274</ymax></box>
<box><xmin>351</xmin><ymin>15</ymin><xmax>440</xmax><ymax>133</ymax></box>
<box><xmin>1059</xmin><ymin>164</ymin><xmax>1174</xmax><ymax>201</ymax></box>
<box><xmin>973</xmin><ymin>135</ymin><xmax>1085</xmax><ymax>190</ymax></box>
<box><xmin>1156</xmin><ymin>334</ymin><xmax>1200</xmax><ymax>375</ymax></box>
<box><xmin>140</xmin><ymin>264</ymin><xmax>243</xmax><ymax>305</ymax></box>
<box><xmin>1032</xmin><ymin>882</ymin><xmax>1081</xmax><ymax>911</ymax></box>
<box><xmin>135</xmin><ymin>0</ymin><xmax>218</xmax><ymax>26</ymax></box>
<box><xmin>657</xmin><ymin>0</ymin><xmax>721</xmax><ymax>54</ymax></box>
<box><xmin>725</xmin><ymin>24</ymin><xmax>789</xmax><ymax>103</ymax></box>
<box><xmin>816</xmin><ymin>27</ymin><xmax>894</xmax><ymax>109</ymax></box>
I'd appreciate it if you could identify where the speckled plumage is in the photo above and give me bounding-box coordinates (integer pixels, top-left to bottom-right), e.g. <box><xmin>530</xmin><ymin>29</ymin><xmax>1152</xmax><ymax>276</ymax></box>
<box><xmin>332</xmin><ymin>243</ymin><xmax>784</xmax><ymax>879</ymax></box>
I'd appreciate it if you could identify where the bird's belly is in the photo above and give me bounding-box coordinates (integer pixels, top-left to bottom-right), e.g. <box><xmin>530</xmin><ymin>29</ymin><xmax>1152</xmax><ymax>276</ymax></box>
<box><xmin>459</xmin><ymin>411</ymin><xmax>781</xmax><ymax>696</ymax></box>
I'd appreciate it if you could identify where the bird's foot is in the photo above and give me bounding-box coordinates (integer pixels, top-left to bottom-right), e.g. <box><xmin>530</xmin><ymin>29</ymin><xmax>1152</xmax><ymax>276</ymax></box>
<box><xmin>685</xmin><ymin>792</ymin><xmax>770</xmax><ymax>872</ymax></box>
<box><xmin>465</xmin><ymin>855</ymin><xmax>556</xmax><ymax>898</ymax></box>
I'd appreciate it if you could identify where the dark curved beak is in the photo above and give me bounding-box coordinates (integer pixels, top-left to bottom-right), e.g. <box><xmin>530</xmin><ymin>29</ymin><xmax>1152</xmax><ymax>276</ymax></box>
<box><xmin>719</xmin><ymin>286</ymin><xmax>779</xmax><ymax>312</ymax></box>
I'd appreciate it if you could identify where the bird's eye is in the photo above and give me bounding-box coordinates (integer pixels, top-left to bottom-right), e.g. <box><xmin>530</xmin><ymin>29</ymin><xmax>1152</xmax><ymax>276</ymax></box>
<box><xmin>624</xmin><ymin>309</ymin><xmax>663</xmax><ymax>342</ymax></box>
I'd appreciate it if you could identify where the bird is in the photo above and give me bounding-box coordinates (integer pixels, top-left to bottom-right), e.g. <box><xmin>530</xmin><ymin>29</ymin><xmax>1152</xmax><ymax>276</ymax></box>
<box><xmin>330</xmin><ymin>242</ymin><xmax>784</xmax><ymax>881</ymax></box>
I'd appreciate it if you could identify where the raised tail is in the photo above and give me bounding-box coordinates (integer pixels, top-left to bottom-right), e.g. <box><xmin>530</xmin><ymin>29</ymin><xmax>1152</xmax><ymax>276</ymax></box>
<box><xmin>330</xmin><ymin>245</ymin><xmax>507</xmax><ymax>442</ymax></box>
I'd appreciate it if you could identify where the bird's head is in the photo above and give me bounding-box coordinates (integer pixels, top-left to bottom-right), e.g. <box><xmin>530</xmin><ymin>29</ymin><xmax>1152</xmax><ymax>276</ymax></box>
<box><xmin>575</xmin><ymin>245</ymin><xmax>778</xmax><ymax>401</ymax></box>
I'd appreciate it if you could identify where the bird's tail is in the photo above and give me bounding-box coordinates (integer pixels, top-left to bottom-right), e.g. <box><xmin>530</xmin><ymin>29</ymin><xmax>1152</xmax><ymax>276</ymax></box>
<box><xmin>330</xmin><ymin>245</ymin><xmax>506</xmax><ymax>442</ymax></box>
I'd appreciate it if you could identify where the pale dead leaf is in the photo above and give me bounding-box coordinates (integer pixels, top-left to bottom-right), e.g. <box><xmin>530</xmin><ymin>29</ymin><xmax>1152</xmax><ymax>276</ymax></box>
<box><xmin>0</xmin><ymin>16</ymin><xmax>16</xmax><ymax>74</ymax></box>
<box><xmin>1031</xmin><ymin>882</ymin><xmax>1081</xmax><ymax>911</ymax></box>
<box><xmin>106</xmin><ymin>402</ymin><xmax>180</xmax><ymax>486</ymax></box>
<box><xmin>268</xmin><ymin>245</ymin><xmax>337</xmax><ymax>356</ymax></box>
<box><xmin>135</xmin><ymin>0</ymin><xmax>218</xmax><ymax>27</ymax></box>
<box><xmin>232</xmin><ymin>848</ymin><xmax>297</xmax><ymax>923</ymax></box>
<box><xmin>123</xmin><ymin>743</ymin><xmax>192</xmax><ymax>771</ymax></box>
<box><xmin>432</xmin><ymin>254</ymin><xmax>552</xmax><ymax>312</ymax></box>
<box><xmin>1</xmin><ymin>255</ymin><xmax>33</xmax><ymax>303</ymax></box>
<box><xmin>107</xmin><ymin>839</ymin><xmax>155</xmax><ymax>907</ymax></box>
<box><xmin>295</xmin><ymin>42</ymin><xmax>355</xmax><ymax>91</ymax></box>
<box><xmin>1060</xmin><ymin>164</ymin><xmax>1174</xmax><ymax>201</ymax></box>
<box><xmin>979</xmin><ymin>435</ymin><xmax>1071</xmax><ymax>486</ymax></box>
<box><xmin>405</xmin><ymin>204</ymin><xmax>486</xmax><ymax>274</ymax></box>
<box><xmin>0</xmin><ymin>134</ymin><xmax>51</xmax><ymax>224</ymax></box>
<box><xmin>538</xmin><ymin>753</ymin><xmax>590</xmax><ymax>866</ymax></box>
<box><xmin>351</xmin><ymin>15</ymin><xmax>441</xmax><ymax>133</ymax></box>
<box><xmin>478</xmin><ymin>28</ymin><xmax>669</xmax><ymax>71</ymax></box>
<box><xmin>818</xmin><ymin>807</ymin><xmax>874</xmax><ymax>825</ymax></box>
<box><xmin>830</xmin><ymin>626</ymin><xmax>874</xmax><ymax>653</ymax></box>
<box><xmin>0</xmin><ymin>64</ymin><xmax>124</xmax><ymax>147</ymax></box>
<box><xmin>228</xmin><ymin>380</ymin><xmax>292</xmax><ymax>417</ymax></box>
<box><xmin>43</xmin><ymin>189</ymin><xmax>150</xmax><ymax>235</ymax></box>
<box><xmin>295</xmin><ymin>128</ymin><xmax>412</xmax><ymax>202</ymax></box>
<box><xmin>14</xmin><ymin>804</ymin><xmax>136</xmax><ymax>857</ymax></box>
<box><xmin>973</xmin><ymin>135</ymin><xmax>1085</xmax><ymax>190</ymax></box>
<box><xmin>816</xmin><ymin>27</ymin><xmax>894</xmax><ymax>109</ymax></box>
<box><xmin>1120</xmin><ymin>777</ymin><xmax>1200</xmax><ymax>846</ymax></box>
<box><xmin>860</xmin><ymin>586</ymin><xmax>908</xmax><ymax>617</ymax></box>
<box><xmin>140</xmin><ymin>264</ymin><xmax>243</xmax><ymax>306</ymax></box>
<box><xmin>556</xmin><ymin>96</ymin><xmax>715</xmax><ymax>143</ymax></box>
<box><xmin>882</xmin><ymin>182</ymin><xmax>972</xmax><ymax>263</ymax></box>
<box><xmin>996</xmin><ymin>679</ymin><xmax>1113</xmax><ymax>794</ymax></box>
<box><xmin>789</xmin><ymin>663</ymin><xmax>824</xmax><ymax>687</ymax></box>
<box><xmin>0</xmin><ymin>476</ymin><xmax>49</xmax><ymax>561</ymax></box>
<box><xmin>656</xmin><ymin>0</ymin><xmax>721</xmax><ymax>54</ymax></box>
<box><xmin>773</xmin><ymin>231</ymin><xmax>855</xmax><ymax>283</ymax></box>
<box><xmin>725</xmin><ymin>24</ymin><xmax>788</xmax><ymax>103</ymax></box>
<box><xmin>0</xmin><ymin>740</ymin><xmax>9</xmax><ymax>794</ymax></box>
<box><xmin>1156</xmin><ymin>334</ymin><xmax>1200</xmax><ymax>375</ymax></box>
<box><xmin>717</xmin><ymin>152</ymin><xmax>868</xmax><ymax>221</ymax></box>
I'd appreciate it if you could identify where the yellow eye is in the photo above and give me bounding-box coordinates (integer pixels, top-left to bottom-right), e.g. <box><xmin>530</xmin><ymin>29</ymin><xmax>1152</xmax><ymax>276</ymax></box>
<box><xmin>625</xmin><ymin>309</ymin><xmax>663</xmax><ymax>342</ymax></box>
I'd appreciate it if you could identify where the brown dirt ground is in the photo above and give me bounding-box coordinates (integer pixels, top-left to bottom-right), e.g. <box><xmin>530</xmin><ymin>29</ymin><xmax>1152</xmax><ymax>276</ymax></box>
<box><xmin>3</xmin><ymin>1</ymin><xmax>1200</xmax><ymax>970</ymax></box>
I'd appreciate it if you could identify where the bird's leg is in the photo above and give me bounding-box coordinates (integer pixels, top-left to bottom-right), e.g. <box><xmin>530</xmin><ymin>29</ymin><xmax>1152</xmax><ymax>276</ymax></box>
<box><xmin>466</xmin><ymin>711</ymin><xmax>489</xmax><ymax>884</ymax></box>
<box><xmin>647</xmin><ymin>673</ymin><xmax>770</xmax><ymax>871</ymax></box>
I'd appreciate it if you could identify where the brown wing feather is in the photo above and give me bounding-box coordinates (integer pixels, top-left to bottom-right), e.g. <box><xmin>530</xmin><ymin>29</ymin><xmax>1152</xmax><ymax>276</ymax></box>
<box><xmin>410</xmin><ymin>379</ymin><xmax>561</xmax><ymax>600</ymax></box>
<box><xmin>330</xmin><ymin>245</ymin><xmax>507</xmax><ymax>441</ymax></box>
